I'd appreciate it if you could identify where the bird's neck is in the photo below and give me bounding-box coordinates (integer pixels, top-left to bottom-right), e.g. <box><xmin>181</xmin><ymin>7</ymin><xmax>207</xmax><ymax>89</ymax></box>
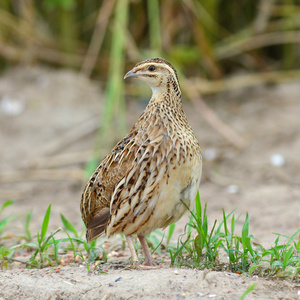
<box><xmin>149</xmin><ymin>78</ymin><xmax>182</xmax><ymax>110</ymax></box>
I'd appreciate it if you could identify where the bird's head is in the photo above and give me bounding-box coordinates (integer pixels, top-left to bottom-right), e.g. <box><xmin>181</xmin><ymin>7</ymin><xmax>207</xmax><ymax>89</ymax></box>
<box><xmin>124</xmin><ymin>58</ymin><xmax>181</xmax><ymax>98</ymax></box>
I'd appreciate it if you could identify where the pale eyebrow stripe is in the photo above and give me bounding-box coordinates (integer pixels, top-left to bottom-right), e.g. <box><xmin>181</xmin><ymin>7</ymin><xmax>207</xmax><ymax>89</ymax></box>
<box><xmin>142</xmin><ymin>62</ymin><xmax>180</xmax><ymax>88</ymax></box>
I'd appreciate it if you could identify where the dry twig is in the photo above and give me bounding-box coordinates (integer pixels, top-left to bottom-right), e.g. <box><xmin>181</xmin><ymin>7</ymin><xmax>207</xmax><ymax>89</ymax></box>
<box><xmin>183</xmin><ymin>82</ymin><xmax>247</xmax><ymax>149</ymax></box>
<box><xmin>81</xmin><ymin>0</ymin><xmax>115</xmax><ymax>77</ymax></box>
<box><xmin>0</xmin><ymin>169</ymin><xmax>84</xmax><ymax>184</ymax></box>
<box><xmin>39</xmin><ymin>115</ymin><xmax>100</xmax><ymax>156</ymax></box>
<box><xmin>216</xmin><ymin>30</ymin><xmax>300</xmax><ymax>60</ymax></box>
<box><xmin>187</xmin><ymin>69</ymin><xmax>300</xmax><ymax>95</ymax></box>
<box><xmin>20</xmin><ymin>151</ymin><xmax>92</xmax><ymax>170</ymax></box>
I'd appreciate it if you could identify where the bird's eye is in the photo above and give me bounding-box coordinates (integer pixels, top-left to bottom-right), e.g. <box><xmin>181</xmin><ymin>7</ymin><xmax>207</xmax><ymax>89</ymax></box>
<box><xmin>148</xmin><ymin>65</ymin><xmax>156</xmax><ymax>71</ymax></box>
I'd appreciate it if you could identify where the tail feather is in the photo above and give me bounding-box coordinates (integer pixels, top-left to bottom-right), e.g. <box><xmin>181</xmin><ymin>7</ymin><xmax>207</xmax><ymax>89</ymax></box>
<box><xmin>86</xmin><ymin>207</ymin><xmax>110</xmax><ymax>243</ymax></box>
<box><xmin>86</xmin><ymin>225</ymin><xmax>106</xmax><ymax>243</ymax></box>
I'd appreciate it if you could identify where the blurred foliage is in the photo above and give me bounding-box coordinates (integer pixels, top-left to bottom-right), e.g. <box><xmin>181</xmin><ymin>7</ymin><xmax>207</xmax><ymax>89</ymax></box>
<box><xmin>1</xmin><ymin>0</ymin><xmax>300</xmax><ymax>79</ymax></box>
<box><xmin>1</xmin><ymin>0</ymin><xmax>300</xmax><ymax>159</ymax></box>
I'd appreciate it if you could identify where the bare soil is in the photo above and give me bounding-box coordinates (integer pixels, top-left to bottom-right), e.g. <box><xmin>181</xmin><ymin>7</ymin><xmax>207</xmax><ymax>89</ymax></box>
<box><xmin>0</xmin><ymin>66</ymin><xmax>300</xmax><ymax>299</ymax></box>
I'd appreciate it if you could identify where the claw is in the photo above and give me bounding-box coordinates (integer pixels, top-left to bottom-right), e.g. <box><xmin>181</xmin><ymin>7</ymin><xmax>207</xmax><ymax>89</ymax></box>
<box><xmin>128</xmin><ymin>260</ymin><xmax>163</xmax><ymax>270</ymax></box>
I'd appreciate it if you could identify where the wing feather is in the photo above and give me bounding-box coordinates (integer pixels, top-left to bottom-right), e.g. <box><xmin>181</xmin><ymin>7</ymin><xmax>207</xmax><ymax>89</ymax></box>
<box><xmin>80</xmin><ymin>111</ymin><xmax>169</xmax><ymax>241</ymax></box>
<box><xmin>80</xmin><ymin>129</ymin><xmax>138</xmax><ymax>241</ymax></box>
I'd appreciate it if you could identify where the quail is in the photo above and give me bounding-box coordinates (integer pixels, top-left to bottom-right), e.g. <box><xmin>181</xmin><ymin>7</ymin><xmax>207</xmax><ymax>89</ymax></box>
<box><xmin>81</xmin><ymin>58</ymin><xmax>202</xmax><ymax>269</ymax></box>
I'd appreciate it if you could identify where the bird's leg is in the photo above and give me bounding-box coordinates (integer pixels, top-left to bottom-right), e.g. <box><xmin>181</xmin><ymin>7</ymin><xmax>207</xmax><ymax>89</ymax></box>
<box><xmin>126</xmin><ymin>235</ymin><xmax>139</xmax><ymax>267</ymax></box>
<box><xmin>126</xmin><ymin>235</ymin><xmax>162</xmax><ymax>269</ymax></box>
<box><xmin>137</xmin><ymin>235</ymin><xmax>154</xmax><ymax>266</ymax></box>
<box><xmin>137</xmin><ymin>235</ymin><xmax>162</xmax><ymax>269</ymax></box>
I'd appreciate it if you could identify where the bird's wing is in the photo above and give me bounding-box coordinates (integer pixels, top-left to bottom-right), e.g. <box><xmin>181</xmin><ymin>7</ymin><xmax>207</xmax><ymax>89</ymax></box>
<box><xmin>81</xmin><ymin>113</ymin><xmax>171</xmax><ymax>241</ymax></box>
<box><xmin>107</xmin><ymin>118</ymin><xmax>174</xmax><ymax>236</ymax></box>
<box><xmin>80</xmin><ymin>128</ymin><xmax>139</xmax><ymax>241</ymax></box>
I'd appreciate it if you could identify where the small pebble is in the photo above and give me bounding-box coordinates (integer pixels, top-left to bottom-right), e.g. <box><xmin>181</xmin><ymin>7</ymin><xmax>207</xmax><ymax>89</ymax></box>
<box><xmin>203</xmin><ymin>148</ymin><xmax>219</xmax><ymax>161</ymax></box>
<box><xmin>226</xmin><ymin>185</ymin><xmax>239</xmax><ymax>194</ymax></box>
<box><xmin>270</xmin><ymin>154</ymin><xmax>285</xmax><ymax>167</ymax></box>
<box><xmin>182</xmin><ymin>292</ymin><xmax>190</xmax><ymax>297</ymax></box>
<box><xmin>0</xmin><ymin>95</ymin><xmax>25</xmax><ymax>116</ymax></box>
<box><xmin>108</xmin><ymin>251</ymin><xmax>119</xmax><ymax>257</ymax></box>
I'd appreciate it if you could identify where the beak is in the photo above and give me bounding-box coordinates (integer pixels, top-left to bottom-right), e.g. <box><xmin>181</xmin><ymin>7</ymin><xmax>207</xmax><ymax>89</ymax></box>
<box><xmin>124</xmin><ymin>67</ymin><xmax>139</xmax><ymax>79</ymax></box>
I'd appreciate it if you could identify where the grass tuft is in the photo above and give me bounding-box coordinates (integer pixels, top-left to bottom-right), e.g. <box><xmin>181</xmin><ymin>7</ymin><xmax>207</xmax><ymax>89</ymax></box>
<box><xmin>168</xmin><ymin>192</ymin><xmax>300</xmax><ymax>277</ymax></box>
<box><xmin>0</xmin><ymin>196</ymin><xmax>299</xmax><ymax>280</ymax></box>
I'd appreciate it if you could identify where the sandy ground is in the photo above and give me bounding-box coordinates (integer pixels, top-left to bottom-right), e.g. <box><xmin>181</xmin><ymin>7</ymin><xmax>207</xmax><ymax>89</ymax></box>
<box><xmin>0</xmin><ymin>266</ymin><xmax>298</xmax><ymax>299</ymax></box>
<box><xmin>0</xmin><ymin>66</ymin><xmax>300</xmax><ymax>299</ymax></box>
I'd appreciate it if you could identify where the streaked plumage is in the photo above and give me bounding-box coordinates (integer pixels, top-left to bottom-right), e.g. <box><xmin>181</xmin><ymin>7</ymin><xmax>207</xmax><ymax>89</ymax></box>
<box><xmin>80</xmin><ymin>58</ymin><xmax>202</xmax><ymax>268</ymax></box>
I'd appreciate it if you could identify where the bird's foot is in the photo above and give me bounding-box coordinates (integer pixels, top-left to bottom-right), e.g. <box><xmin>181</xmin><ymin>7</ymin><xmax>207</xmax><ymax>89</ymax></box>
<box><xmin>128</xmin><ymin>260</ymin><xmax>163</xmax><ymax>270</ymax></box>
<box><xmin>139</xmin><ymin>264</ymin><xmax>163</xmax><ymax>270</ymax></box>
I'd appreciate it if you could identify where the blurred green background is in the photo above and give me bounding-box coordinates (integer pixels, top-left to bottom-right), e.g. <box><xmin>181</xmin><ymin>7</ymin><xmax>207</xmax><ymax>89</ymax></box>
<box><xmin>1</xmin><ymin>0</ymin><xmax>300</xmax><ymax>154</ymax></box>
<box><xmin>1</xmin><ymin>0</ymin><xmax>300</xmax><ymax>80</ymax></box>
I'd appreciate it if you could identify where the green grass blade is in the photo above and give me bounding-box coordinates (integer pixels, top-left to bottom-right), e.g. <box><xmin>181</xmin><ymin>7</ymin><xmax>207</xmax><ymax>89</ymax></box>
<box><xmin>167</xmin><ymin>223</ymin><xmax>176</xmax><ymax>246</ymax></box>
<box><xmin>231</xmin><ymin>214</ymin><xmax>236</xmax><ymax>236</ymax></box>
<box><xmin>102</xmin><ymin>0</ymin><xmax>129</xmax><ymax>130</ymax></box>
<box><xmin>0</xmin><ymin>246</ymin><xmax>11</xmax><ymax>257</ymax></box>
<box><xmin>202</xmin><ymin>202</ymin><xmax>208</xmax><ymax>237</ymax></box>
<box><xmin>222</xmin><ymin>209</ymin><xmax>229</xmax><ymax>236</ymax></box>
<box><xmin>61</xmin><ymin>229</ymin><xmax>78</xmax><ymax>258</ymax></box>
<box><xmin>241</xmin><ymin>213</ymin><xmax>254</xmax><ymax>254</ymax></box>
<box><xmin>296</xmin><ymin>234</ymin><xmax>300</xmax><ymax>254</ymax></box>
<box><xmin>148</xmin><ymin>233</ymin><xmax>163</xmax><ymax>254</ymax></box>
<box><xmin>240</xmin><ymin>283</ymin><xmax>256</xmax><ymax>300</ymax></box>
<box><xmin>283</xmin><ymin>246</ymin><xmax>294</xmax><ymax>268</ymax></box>
<box><xmin>23</xmin><ymin>210</ymin><xmax>32</xmax><ymax>241</ymax></box>
<box><xmin>0</xmin><ymin>216</ymin><xmax>19</xmax><ymax>235</ymax></box>
<box><xmin>284</xmin><ymin>229</ymin><xmax>300</xmax><ymax>250</ymax></box>
<box><xmin>60</xmin><ymin>213</ymin><xmax>79</xmax><ymax>238</ymax></box>
<box><xmin>194</xmin><ymin>234</ymin><xmax>203</xmax><ymax>257</ymax></box>
<box><xmin>23</xmin><ymin>242</ymin><xmax>38</xmax><ymax>248</ymax></box>
<box><xmin>187</xmin><ymin>209</ymin><xmax>195</xmax><ymax>235</ymax></box>
<box><xmin>50</xmin><ymin>237</ymin><xmax>84</xmax><ymax>244</ymax></box>
<box><xmin>195</xmin><ymin>191</ymin><xmax>201</xmax><ymax>220</ymax></box>
<box><xmin>0</xmin><ymin>199</ymin><xmax>15</xmax><ymax>215</ymax></box>
<box><xmin>88</xmin><ymin>0</ymin><xmax>129</xmax><ymax>175</ymax></box>
<box><xmin>40</xmin><ymin>205</ymin><xmax>51</xmax><ymax>243</ymax></box>
<box><xmin>242</xmin><ymin>212</ymin><xmax>249</xmax><ymax>240</ymax></box>
<box><xmin>147</xmin><ymin>0</ymin><xmax>162</xmax><ymax>54</ymax></box>
<box><xmin>249</xmin><ymin>264</ymin><xmax>262</xmax><ymax>276</ymax></box>
<box><xmin>153</xmin><ymin>229</ymin><xmax>165</xmax><ymax>237</ymax></box>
